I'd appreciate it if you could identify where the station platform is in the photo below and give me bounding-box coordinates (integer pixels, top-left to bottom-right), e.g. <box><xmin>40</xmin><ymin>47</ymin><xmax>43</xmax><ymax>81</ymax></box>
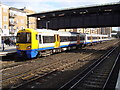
<box><xmin>0</xmin><ymin>45</ymin><xmax>16</xmax><ymax>56</ymax></box>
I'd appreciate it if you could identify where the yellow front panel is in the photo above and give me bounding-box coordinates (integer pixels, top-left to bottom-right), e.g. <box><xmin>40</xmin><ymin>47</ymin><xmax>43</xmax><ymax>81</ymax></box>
<box><xmin>16</xmin><ymin>43</ymin><xmax>31</xmax><ymax>50</ymax></box>
<box><xmin>16</xmin><ymin>28</ymin><xmax>39</xmax><ymax>50</ymax></box>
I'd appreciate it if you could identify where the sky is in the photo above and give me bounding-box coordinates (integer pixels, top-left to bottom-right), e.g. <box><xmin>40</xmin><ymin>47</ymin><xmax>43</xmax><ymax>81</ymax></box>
<box><xmin>0</xmin><ymin>0</ymin><xmax>120</xmax><ymax>31</ymax></box>
<box><xmin>0</xmin><ymin>0</ymin><xmax>120</xmax><ymax>13</ymax></box>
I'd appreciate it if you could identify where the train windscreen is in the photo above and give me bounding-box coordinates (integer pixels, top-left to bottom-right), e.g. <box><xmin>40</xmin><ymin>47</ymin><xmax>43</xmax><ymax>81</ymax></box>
<box><xmin>16</xmin><ymin>32</ymin><xmax>31</xmax><ymax>43</ymax></box>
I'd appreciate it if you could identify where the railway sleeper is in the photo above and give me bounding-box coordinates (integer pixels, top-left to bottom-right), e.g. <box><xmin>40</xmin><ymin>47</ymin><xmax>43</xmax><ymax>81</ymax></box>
<box><xmin>84</xmin><ymin>81</ymin><xmax>104</xmax><ymax>86</ymax></box>
<box><xmin>82</xmin><ymin>83</ymin><xmax>103</xmax><ymax>88</ymax></box>
<box><xmin>89</xmin><ymin>75</ymin><xmax>108</xmax><ymax>79</ymax></box>
<box><xmin>21</xmin><ymin>73</ymin><xmax>35</xmax><ymax>81</ymax></box>
<box><xmin>85</xmin><ymin>76</ymin><xmax>107</xmax><ymax>82</ymax></box>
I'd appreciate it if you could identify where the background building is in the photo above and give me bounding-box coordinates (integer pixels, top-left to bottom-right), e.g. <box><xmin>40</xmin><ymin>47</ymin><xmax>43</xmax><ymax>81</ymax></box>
<box><xmin>59</xmin><ymin>27</ymin><xmax>112</xmax><ymax>37</ymax></box>
<box><xmin>0</xmin><ymin>3</ymin><xmax>36</xmax><ymax>37</ymax></box>
<box><xmin>9</xmin><ymin>7</ymin><xmax>27</xmax><ymax>36</ymax></box>
<box><xmin>0</xmin><ymin>3</ymin><xmax>36</xmax><ymax>48</ymax></box>
<box><xmin>0</xmin><ymin>3</ymin><xmax>113</xmax><ymax>48</ymax></box>
<box><xmin>20</xmin><ymin>7</ymin><xmax>36</xmax><ymax>29</ymax></box>
<box><xmin>0</xmin><ymin>3</ymin><xmax>9</xmax><ymax>36</ymax></box>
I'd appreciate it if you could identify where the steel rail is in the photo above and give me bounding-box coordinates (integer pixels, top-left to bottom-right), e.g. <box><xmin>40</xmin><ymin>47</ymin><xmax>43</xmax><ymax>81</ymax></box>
<box><xmin>2</xmin><ymin>43</ymin><xmax>107</xmax><ymax>82</ymax></box>
<box><xmin>69</xmin><ymin>46</ymin><xmax>117</xmax><ymax>90</ymax></box>
<box><xmin>2</xmin><ymin>40</ymin><xmax>119</xmax><ymax>89</ymax></box>
<box><xmin>69</xmin><ymin>46</ymin><xmax>118</xmax><ymax>90</ymax></box>
<box><xmin>1</xmin><ymin>40</ymin><xmax>119</xmax><ymax>71</ymax></box>
<box><xmin>58</xmin><ymin>45</ymin><xmax>118</xmax><ymax>90</ymax></box>
<box><xmin>8</xmin><ymin>44</ymin><xmax>115</xmax><ymax>89</ymax></box>
<box><xmin>102</xmin><ymin>52</ymin><xmax>120</xmax><ymax>90</ymax></box>
<box><xmin>8</xmin><ymin>49</ymin><xmax>99</xmax><ymax>89</ymax></box>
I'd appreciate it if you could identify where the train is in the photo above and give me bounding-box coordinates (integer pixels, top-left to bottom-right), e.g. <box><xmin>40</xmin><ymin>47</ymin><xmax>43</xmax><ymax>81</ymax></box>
<box><xmin>16</xmin><ymin>28</ymin><xmax>109</xmax><ymax>59</ymax></box>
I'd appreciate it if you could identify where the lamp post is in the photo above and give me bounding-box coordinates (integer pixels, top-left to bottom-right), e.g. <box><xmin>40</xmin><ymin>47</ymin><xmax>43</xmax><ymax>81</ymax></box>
<box><xmin>46</xmin><ymin>21</ymin><xmax>50</xmax><ymax>29</ymax></box>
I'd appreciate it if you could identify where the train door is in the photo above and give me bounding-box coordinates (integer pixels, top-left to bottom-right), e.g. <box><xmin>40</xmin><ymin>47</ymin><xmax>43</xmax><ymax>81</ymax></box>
<box><xmin>54</xmin><ymin>34</ymin><xmax>60</xmax><ymax>48</ymax></box>
<box><xmin>90</xmin><ymin>35</ymin><xmax>93</xmax><ymax>43</ymax></box>
<box><xmin>32</xmin><ymin>33</ymin><xmax>39</xmax><ymax>49</ymax></box>
<box><xmin>97</xmin><ymin>36</ymin><xmax>99</xmax><ymax>42</ymax></box>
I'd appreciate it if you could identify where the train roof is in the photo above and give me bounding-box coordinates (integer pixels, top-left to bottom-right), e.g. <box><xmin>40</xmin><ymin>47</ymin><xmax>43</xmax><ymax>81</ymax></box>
<box><xmin>18</xmin><ymin>28</ymin><xmax>108</xmax><ymax>37</ymax></box>
<box><xmin>85</xmin><ymin>34</ymin><xmax>108</xmax><ymax>36</ymax></box>
<box><xmin>36</xmin><ymin>29</ymin><xmax>82</xmax><ymax>35</ymax></box>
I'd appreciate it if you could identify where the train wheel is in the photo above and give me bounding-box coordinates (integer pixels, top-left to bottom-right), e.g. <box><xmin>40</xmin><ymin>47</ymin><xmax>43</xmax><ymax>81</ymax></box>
<box><xmin>67</xmin><ymin>47</ymin><xmax>71</xmax><ymax>51</ymax></box>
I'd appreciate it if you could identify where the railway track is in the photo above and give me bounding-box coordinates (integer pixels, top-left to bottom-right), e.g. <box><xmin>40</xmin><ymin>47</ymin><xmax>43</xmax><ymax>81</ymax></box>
<box><xmin>1</xmin><ymin>39</ymin><xmax>118</xmax><ymax>71</ymax></box>
<box><xmin>1</xmin><ymin>39</ymin><xmax>120</xmax><ymax>89</ymax></box>
<box><xmin>2</xmin><ymin>47</ymin><xmax>102</xmax><ymax>89</ymax></box>
<box><xmin>58</xmin><ymin>44</ymin><xmax>120</xmax><ymax>90</ymax></box>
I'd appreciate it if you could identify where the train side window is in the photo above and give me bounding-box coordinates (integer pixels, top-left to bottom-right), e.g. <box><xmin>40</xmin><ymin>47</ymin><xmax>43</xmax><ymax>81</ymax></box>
<box><xmin>60</xmin><ymin>36</ymin><xmax>69</xmax><ymax>42</ymax></box>
<box><xmin>70</xmin><ymin>36</ymin><xmax>77</xmax><ymax>41</ymax></box>
<box><xmin>43</xmin><ymin>36</ymin><xmax>54</xmax><ymax>43</ymax></box>
<box><xmin>80</xmin><ymin>36</ymin><xmax>85</xmax><ymax>40</ymax></box>
<box><xmin>93</xmin><ymin>37</ymin><xmax>97</xmax><ymax>40</ymax></box>
<box><xmin>36</xmin><ymin>34</ymin><xmax>38</xmax><ymax>40</ymax></box>
<box><xmin>88</xmin><ymin>37</ymin><xmax>91</xmax><ymax>40</ymax></box>
<box><xmin>39</xmin><ymin>35</ymin><xmax>41</xmax><ymax>44</ymax></box>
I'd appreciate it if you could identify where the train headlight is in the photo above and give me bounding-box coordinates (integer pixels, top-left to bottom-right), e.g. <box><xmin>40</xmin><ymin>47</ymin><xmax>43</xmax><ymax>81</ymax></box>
<box><xmin>26</xmin><ymin>46</ymin><xmax>31</xmax><ymax>49</ymax></box>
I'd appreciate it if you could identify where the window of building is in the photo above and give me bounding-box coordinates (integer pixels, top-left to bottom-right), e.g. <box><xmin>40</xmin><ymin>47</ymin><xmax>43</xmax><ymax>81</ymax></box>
<box><xmin>16</xmin><ymin>19</ymin><xmax>18</xmax><ymax>24</ymax></box>
<box><xmin>10</xmin><ymin>18</ymin><xmax>14</xmax><ymax>23</ymax></box>
<box><xmin>4</xmin><ymin>25</ymin><xmax>7</xmax><ymax>29</ymax></box>
<box><xmin>21</xmin><ymin>26</ymin><xmax>24</xmax><ymax>29</ymax></box>
<box><xmin>3</xmin><ymin>16</ymin><xmax>8</xmax><ymax>22</ymax></box>
<box><xmin>3</xmin><ymin>8</ymin><xmax>7</xmax><ymax>12</ymax></box>
<box><xmin>10</xmin><ymin>26</ymin><xmax>14</xmax><ymax>30</ymax></box>
<box><xmin>21</xmin><ymin>19</ymin><xmax>24</xmax><ymax>23</ymax></box>
<box><xmin>16</xmin><ymin>27</ymin><xmax>19</xmax><ymax>30</ymax></box>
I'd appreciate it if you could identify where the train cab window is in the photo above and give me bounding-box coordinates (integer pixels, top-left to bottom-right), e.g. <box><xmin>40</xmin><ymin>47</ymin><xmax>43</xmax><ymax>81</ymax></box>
<box><xmin>16</xmin><ymin>32</ymin><xmax>31</xmax><ymax>43</ymax></box>
<box><xmin>27</xmin><ymin>33</ymin><xmax>31</xmax><ymax>42</ymax></box>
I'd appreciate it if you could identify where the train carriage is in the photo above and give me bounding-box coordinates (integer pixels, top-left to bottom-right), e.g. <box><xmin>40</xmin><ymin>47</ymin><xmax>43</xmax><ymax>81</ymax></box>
<box><xmin>85</xmin><ymin>34</ymin><xmax>109</xmax><ymax>44</ymax></box>
<box><xmin>16</xmin><ymin>28</ymin><xmax>109</xmax><ymax>59</ymax></box>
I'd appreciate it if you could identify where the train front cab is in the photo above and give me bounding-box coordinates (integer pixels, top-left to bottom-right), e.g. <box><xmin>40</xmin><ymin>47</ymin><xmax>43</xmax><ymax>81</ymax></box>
<box><xmin>16</xmin><ymin>29</ymin><xmax>39</xmax><ymax>59</ymax></box>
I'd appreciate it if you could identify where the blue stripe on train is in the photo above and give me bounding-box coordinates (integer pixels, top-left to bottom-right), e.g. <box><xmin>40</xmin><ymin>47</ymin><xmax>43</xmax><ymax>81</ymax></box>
<box><xmin>60</xmin><ymin>44</ymin><xmax>77</xmax><ymax>48</ymax></box>
<box><xmin>17</xmin><ymin>40</ymin><xmax>106</xmax><ymax>58</ymax></box>
<box><xmin>17</xmin><ymin>43</ymin><xmax>77</xmax><ymax>58</ymax></box>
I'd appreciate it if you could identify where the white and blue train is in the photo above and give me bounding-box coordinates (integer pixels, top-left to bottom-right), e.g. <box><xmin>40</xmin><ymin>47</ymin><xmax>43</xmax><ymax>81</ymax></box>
<box><xmin>16</xmin><ymin>28</ymin><xmax>109</xmax><ymax>59</ymax></box>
